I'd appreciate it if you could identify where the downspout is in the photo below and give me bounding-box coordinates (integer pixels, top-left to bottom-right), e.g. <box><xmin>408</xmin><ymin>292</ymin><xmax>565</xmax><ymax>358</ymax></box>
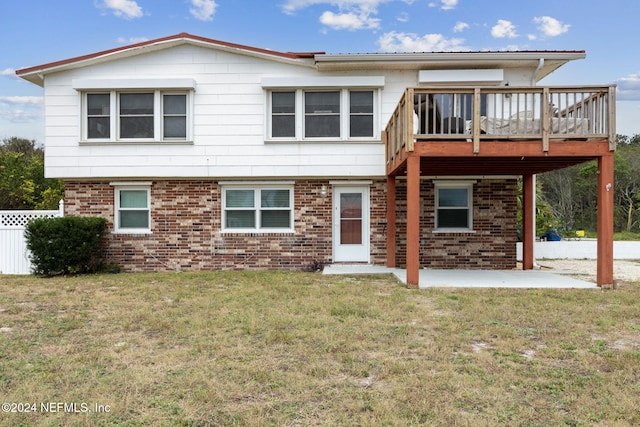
<box><xmin>533</xmin><ymin>58</ymin><xmax>544</xmax><ymax>84</ymax></box>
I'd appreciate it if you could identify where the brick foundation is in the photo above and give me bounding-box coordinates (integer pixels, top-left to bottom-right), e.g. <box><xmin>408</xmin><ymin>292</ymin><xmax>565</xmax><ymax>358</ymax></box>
<box><xmin>64</xmin><ymin>179</ymin><xmax>387</xmax><ymax>273</ymax></box>
<box><xmin>393</xmin><ymin>178</ymin><xmax>518</xmax><ymax>269</ymax></box>
<box><xmin>64</xmin><ymin>178</ymin><xmax>516</xmax><ymax>273</ymax></box>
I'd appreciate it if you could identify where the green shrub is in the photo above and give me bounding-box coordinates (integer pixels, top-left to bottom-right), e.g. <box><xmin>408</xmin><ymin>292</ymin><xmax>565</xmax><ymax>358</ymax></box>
<box><xmin>25</xmin><ymin>216</ymin><xmax>108</xmax><ymax>276</ymax></box>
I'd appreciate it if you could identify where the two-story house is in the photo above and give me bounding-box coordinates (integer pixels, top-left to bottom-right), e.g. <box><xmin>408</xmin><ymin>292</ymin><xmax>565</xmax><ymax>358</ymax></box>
<box><xmin>17</xmin><ymin>33</ymin><xmax>616</xmax><ymax>287</ymax></box>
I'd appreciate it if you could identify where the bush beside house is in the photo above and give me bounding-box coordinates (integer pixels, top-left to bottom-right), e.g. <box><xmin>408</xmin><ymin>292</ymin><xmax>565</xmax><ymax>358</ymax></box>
<box><xmin>25</xmin><ymin>216</ymin><xmax>108</xmax><ymax>276</ymax></box>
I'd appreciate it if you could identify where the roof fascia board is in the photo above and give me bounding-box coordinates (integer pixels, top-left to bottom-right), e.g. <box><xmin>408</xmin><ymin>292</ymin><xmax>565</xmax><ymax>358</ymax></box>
<box><xmin>315</xmin><ymin>51</ymin><xmax>586</xmax><ymax>63</ymax></box>
<box><xmin>314</xmin><ymin>52</ymin><xmax>586</xmax><ymax>76</ymax></box>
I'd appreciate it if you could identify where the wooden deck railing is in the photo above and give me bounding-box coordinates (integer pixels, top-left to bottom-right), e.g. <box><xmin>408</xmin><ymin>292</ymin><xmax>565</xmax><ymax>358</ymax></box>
<box><xmin>385</xmin><ymin>85</ymin><xmax>616</xmax><ymax>166</ymax></box>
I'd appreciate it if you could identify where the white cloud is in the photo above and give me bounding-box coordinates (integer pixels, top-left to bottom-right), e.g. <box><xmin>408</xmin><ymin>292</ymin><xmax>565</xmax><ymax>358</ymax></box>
<box><xmin>281</xmin><ymin>0</ymin><xmax>391</xmax><ymax>30</ymax></box>
<box><xmin>0</xmin><ymin>96</ymin><xmax>43</xmax><ymax>124</ymax></box>
<box><xmin>440</xmin><ymin>0</ymin><xmax>458</xmax><ymax>10</ymax></box>
<box><xmin>491</xmin><ymin>19</ymin><xmax>518</xmax><ymax>38</ymax></box>
<box><xmin>320</xmin><ymin>10</ymin><xmax>380</xmax><ymax>29</ymax></box>
<box><xmin>533</xmin><ymin>16</ymin><xmax>570</xmax><ymax>37</ymax></box>
<box><xmin>427</xmin><ymin>0</ymin><xmax>456</xmax><ymax>8</ymax></box>
<box><xmin>99</xmin><ymin>0</ymin><xmax>143</xmax><ymax>19</ymax></box>
<box><xmin>281</xmin><ymin>0</ymin><xmax>388</xmax><ymax>14</ymax></box>
<box><xmin>378</xmin><ymin>31</ymin><xmax>469</xmax><ymax>52</ymax></box>
<box><xmin>397</xmin><ymin>11</ymin><xmax>409</xmax><ymax>22</ymax></box>
<box><xmin>1</xmin><ymin>68</ymin><xmax>16</xmax><ymax>76</ymax></box>
<box><xmin>616</xmin><ymin>72</ymin><xmax>640</xmax><ymax>101</ymax></box>
<box><xmin>453</xmin><ymin>21</ymin><xmax>469</xmax><ymax>33</ymax></box>
<box><xmin>0</xmin><ymin>96</ymin><xmax>43</xmax><ymax>106</ymax></box>
<box><xmin>116</xmin><ymin>36</ymin><xmax>149</xmax><ymax>44</ymax></box>
<box><xmin>0</xmin><ymin>109</ymin><xmax>41</xmax><ymax>124</ymax></box>
<box><xmin>190</xmin><ymin>0</ymin><xmax>217</xmax><ymax>21</ymax></box>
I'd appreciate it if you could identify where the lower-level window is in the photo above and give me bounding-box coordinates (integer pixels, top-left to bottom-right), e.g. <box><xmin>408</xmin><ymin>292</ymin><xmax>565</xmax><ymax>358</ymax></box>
<box><xmin>114</xmin><ymin>184</ymin><xmax>151</xmax><ymax>233</ymax></box>
<box><xmin>435</xmin><ymin>181</ymin><xmax>474</xmax><ymax>231</ymax></box>
<box><xmin>222</xmin><ymin>185</ymin><xmax>293</xmax><ymax>232</ymax></box>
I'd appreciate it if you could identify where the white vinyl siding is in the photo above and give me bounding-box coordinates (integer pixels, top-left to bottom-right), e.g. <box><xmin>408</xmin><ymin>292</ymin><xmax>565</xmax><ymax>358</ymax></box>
<box><xmin>43</xmin><ymin>45</ymin><xmax>391</xmax><ymax>179</ymax></box>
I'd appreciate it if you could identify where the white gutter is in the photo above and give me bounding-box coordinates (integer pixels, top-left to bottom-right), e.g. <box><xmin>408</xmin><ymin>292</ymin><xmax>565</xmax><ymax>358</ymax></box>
<box><xmin>315</xmin><ymin>51</ymin><xmax>585</xmax><ymax>64</ymax></box>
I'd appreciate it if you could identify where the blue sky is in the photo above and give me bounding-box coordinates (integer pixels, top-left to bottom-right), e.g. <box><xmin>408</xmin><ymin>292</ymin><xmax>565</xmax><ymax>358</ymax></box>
<box><xmin>1</xmin><ymin>0</ymin><xmax>639</xmax><ymax>142</ymax></box>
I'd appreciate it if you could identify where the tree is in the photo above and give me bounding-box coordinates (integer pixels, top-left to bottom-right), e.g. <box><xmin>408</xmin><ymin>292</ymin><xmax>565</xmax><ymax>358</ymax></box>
<box><xmin>0</xmin><ymin>137</ymin><xmax>63</xmax><ymax>210</ymax></box>
<box><xmin>614</xmin><ymin>137</ymin><xmax>640</xmax><ymax>231</ymax></box>
<box><xmin>538</xmin><ymin>166</ymin><xmax>580</xmax><ymax>231</ymax></box>
<box><xmin>537</xmin><ymin>133</ymin><xmax>640</xmax><ymax>234</ymax></box>
<box><xmin>517</xmin><ymin>177</ymin><xmax>558</xmax><ymax>237</ymax></box>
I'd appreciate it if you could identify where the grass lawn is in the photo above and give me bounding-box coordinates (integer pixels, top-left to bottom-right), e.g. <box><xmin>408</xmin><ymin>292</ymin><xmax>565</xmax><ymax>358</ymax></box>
<box><xmin>1</xmin><ymin>271</ymin><xmax>639</xmax><ymax>426</ymax></box>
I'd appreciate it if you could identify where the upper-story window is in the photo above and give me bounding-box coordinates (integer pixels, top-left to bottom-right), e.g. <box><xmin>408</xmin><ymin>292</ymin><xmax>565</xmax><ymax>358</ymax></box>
<box><xmin>83</xmin><ymin>91</ymin><xmax>190</xmax><ymax>142</ymax></box>
<box><xmin>349</xmin><ymin>91</ymin><xmax>374</xmax><ymax>137</ymax></box>
<box><xmin>267</xmin><ymin>88</ymin><xmax>377</xmax><ymax>141</ymax></box>
<box><xmin>305</xmin><ymin>91</ymin><xmax>341</xmax><ymax>138</ymax></box>
<box><xmin>271</xmin><ymin>92</ymin><xmax>296</xmax><ymax>138</ymax></box>
<box><xmin>87</xmin><ymin>93</ymin><xmax>111</xmax><ymax>139</ymax></box>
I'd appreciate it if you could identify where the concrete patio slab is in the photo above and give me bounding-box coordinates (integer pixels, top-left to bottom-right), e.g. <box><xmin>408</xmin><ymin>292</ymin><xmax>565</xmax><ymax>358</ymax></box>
<box><xmin>322</xmin><ymin>264</ymin><xmax>598</xmax><ymax>289</ymax></box>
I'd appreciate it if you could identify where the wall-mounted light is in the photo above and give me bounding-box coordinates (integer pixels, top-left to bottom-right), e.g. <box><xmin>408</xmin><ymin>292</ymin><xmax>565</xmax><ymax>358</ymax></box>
<box><xmin>320</xmin><ymin>185</ymin><xmax>328</xmax><ymax>198</ymax></box>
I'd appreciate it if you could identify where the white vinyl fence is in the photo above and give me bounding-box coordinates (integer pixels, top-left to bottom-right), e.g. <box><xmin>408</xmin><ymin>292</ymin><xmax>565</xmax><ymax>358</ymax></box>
<box><xmin>0</xmin><ymin>201</ymin><xmax>64</xmax><ymax>275</ymax></box>
<box><xmin>517</xmin><ymin>240</ymin><xmax>640</xmax><ymax>260</ymax></box>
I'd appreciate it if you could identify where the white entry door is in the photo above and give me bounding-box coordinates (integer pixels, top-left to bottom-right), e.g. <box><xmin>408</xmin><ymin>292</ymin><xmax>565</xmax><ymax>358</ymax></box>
<box><xmin>333</xmin><ymin>186</ymin><xmax>370</xmax><ymax>262</ymax></box>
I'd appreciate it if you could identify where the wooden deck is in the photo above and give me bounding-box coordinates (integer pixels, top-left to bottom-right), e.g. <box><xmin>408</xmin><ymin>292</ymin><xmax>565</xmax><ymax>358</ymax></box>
<box><xmin>383</xmin><ymin>85</ymin><xmax>616</xmax><ymax>289</ymax></box>
<box><xmin>385</xmin><ymin>86</ymin><xmax>616</xmax><ymax>176</ymax></box>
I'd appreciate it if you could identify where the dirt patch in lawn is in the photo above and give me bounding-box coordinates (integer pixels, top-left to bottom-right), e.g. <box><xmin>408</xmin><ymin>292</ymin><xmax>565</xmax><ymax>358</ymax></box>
<box><xmin>538</xmin><ymin>259</ymin><xmax>640</xmax><ymax>284</ymax></box>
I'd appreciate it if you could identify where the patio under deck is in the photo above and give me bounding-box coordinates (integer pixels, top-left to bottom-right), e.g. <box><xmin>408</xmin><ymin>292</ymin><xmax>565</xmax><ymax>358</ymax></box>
<box><xmin>383</xmin><ymin>85</ymin><xmax>616</xmax><ymax>288</ymax></box>
<box><xmin>323</xmin><ymin>264</ymin><xmax>597</xmax><ymax>289</ymax></box>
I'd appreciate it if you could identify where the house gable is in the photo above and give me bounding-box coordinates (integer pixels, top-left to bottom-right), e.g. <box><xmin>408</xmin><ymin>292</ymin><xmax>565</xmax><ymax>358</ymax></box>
<box><xmin>16</xmin><ymin>33</ymin><xmax>322</xmax><ymax>87</ymax></box>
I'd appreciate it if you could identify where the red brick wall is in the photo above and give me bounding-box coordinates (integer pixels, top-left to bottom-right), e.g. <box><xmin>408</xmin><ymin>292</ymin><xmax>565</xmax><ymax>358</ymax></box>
<box><xmin>64</xmin><ymin>180</ymin><xmax>387</xmax><ymax>272</ymax></box>
<box><xmin>393</xmin><ymin>179</ymin><xmax>518</xmax><ymax>269</ymax></box>
<box><xmin>64</xmin><ymin>178</ymin><xmax>515</xmax><ymax>272</ymax></box>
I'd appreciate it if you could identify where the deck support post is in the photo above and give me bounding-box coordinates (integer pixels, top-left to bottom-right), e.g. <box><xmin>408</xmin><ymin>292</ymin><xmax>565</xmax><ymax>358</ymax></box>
<box><xmin>406</xmin><ymin>155</ymin><xmax>421</xmax><ymax>288</ymax></box>
<box><xmin>522</xmin><ymin>174</ymin><xmax>535</xmax><ymax>270</ymax></box>
<box><xmin>597</xmin><ymin>154</ymin><xmax>615</xmax><ymax>287</ymax></box>
<box><xmin>386</xmin><ymin>175</ymin><xmax>397</xmax><ymax>268</ymax></box>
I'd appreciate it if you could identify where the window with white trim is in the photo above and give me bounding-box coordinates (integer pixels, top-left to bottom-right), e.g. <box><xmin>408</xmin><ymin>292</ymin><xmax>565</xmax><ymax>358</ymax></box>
<box><xmin>271</xmin><ymin>92</ymin><xmax>296</xmax><ymax>138</ymax></box>
<box><xmin>222</xmin><ymin>185</ymin><xmax>294</xmax><ymax>232</ymax></box>
<box><xmin>434</xmin><ymin>181</ymin><xmax>474</xmax><ymax>231</ymax></box>
<box><xmin>84</xmin><ymin>91</ymin><xmax>190</xmax><ymax>142</ymax></box>
<box><xmin>267</xmin><ymin>89</ymin><xmax>377</xmax><ymax>140</ymax></box>
<box><xmin>114</xmin><ymin>185</ymin><xmax>151</xmax><ymax>233</ymax></box>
